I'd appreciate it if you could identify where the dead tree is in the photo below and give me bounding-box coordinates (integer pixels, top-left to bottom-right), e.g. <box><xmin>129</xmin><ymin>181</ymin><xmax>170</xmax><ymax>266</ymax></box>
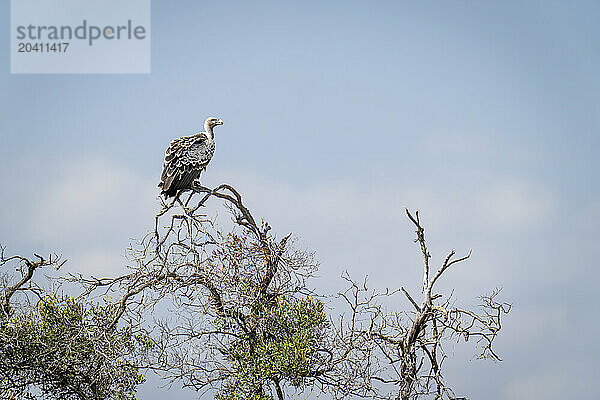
<box><xmin>330</xmin><ymin>209</ymin><xmax>511</xmax><ymax>400</ymax></box>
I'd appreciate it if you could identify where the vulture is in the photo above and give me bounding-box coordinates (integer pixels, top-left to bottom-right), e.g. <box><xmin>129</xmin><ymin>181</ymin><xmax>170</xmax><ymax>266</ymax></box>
<box><xmin>158</xmin><ymin>117</ymin><xmax>224</xmax><ymax>198</ymax></box>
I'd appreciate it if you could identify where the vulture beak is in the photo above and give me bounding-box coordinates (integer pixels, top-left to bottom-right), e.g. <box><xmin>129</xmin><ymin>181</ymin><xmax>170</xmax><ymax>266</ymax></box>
<box><xmin>216</xmin><ymin>119</ymin><xmax>224</xmax><ymax>126</ymax></box>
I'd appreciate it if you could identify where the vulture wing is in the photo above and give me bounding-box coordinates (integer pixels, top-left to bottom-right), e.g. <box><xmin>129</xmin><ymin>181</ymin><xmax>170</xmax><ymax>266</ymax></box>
<box><xmin>159</xmin><ymin>133</ymin><xmax>214</xmax><ymax>197</ymax></box>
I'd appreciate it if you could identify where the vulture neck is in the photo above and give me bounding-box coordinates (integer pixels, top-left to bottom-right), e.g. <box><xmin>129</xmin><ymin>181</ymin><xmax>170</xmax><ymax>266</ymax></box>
<box><xmin>204</xmin><ymin>123</ymin><xmax>215</xmax><ymax>141</ymax></box>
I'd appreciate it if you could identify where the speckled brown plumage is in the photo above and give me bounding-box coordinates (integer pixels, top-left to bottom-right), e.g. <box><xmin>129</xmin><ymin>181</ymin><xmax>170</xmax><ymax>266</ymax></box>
<box><xmin>158</xmin><ymin>117</ymin><xmax>223</xmax><ymax>198</ymax></box>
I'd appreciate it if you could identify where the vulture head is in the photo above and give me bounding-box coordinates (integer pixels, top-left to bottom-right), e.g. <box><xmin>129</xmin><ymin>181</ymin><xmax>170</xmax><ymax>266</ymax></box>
<box><xmin>205</xmin><ymin>117</ymin><xmax>224</xmax><ymax>132</ymax></box>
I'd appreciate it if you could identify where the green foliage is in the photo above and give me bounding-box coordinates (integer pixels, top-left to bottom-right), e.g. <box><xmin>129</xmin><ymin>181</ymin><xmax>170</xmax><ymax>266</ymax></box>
<box><xmin>0</xmin><ymin>295</ymin><xmax>150</xmax><ymax>400</ymax></box>
<box><xmin>218</xmin><ymin>296</ymin><xmax>328</xmax><ymax>400</ymax></box>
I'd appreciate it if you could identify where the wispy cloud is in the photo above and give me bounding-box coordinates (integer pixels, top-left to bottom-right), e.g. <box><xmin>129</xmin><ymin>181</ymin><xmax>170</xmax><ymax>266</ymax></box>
<box><xmin>29</xmin><ymin>159</ymin><xmax>157</xmax><ymax>244</ymax></box>
<box><xmin>476</xmin><ymin>180</ymin><xmax>556</xmax><ymax>232</ymax></box>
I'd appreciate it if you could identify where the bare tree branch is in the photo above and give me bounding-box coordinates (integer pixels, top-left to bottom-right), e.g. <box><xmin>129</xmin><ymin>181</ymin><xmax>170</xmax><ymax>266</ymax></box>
<box><xmin>332</xmin><ymin>209</ymin><xmax>510</xmax><ymax>400</ymax></box>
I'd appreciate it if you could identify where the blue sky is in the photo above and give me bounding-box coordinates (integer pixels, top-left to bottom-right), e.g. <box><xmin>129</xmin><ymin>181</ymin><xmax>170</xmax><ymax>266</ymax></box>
<box><xmin>1</xmin><ymin>1</ymin><xmax>599</xmax><ymax>399</ymax></box>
